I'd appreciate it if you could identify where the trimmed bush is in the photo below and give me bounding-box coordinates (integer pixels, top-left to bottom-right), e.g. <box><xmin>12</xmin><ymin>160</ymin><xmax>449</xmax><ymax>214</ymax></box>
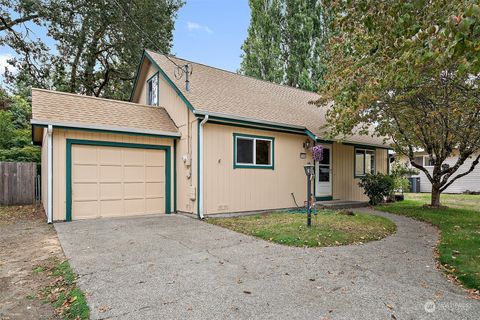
<box><xmin>358</xmin><ymin>173</ymin><xmax>395</xmax><ymax>205</ymax></box>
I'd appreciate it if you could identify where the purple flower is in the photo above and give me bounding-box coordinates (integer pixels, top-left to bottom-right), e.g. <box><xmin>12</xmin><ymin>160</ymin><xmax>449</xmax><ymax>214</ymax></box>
<box><xmin>312</xmin><ymin>145</ymin><xmax>323</xmax><ymax>162</ymax></box>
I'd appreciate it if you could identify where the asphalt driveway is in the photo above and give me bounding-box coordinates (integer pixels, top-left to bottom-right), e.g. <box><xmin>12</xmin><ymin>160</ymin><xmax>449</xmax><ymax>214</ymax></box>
<box><xmin>55</xmin><ymin>209</ymin><xmax>480</xmax><ymax>320</ymax></box>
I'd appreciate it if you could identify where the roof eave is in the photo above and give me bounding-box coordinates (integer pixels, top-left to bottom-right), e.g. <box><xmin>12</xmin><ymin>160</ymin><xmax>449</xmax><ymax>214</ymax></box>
<box><xmin>30</xmin><ymin>119</ymin><xmax>181</xmax><ymax>139</ymax></box>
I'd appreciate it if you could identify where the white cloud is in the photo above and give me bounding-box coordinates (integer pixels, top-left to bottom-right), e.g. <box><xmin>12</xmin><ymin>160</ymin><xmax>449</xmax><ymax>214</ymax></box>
<box><xmin>0</xmin><ymin>54</ymin><xmax>17</xmax><ymax>74</ymax></box>
<box><xmin>186</xmin><ymin>21</ymin><xmax>213</xmax><ymax>34</ymax></box>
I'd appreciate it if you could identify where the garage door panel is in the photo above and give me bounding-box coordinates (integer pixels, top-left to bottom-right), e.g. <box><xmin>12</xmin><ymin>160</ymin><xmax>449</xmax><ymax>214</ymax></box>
<box><xmin>73</xmin><ymin>145</ymin><xmax>97</xmax><ymax>164</ymax></box>
<box><xmin>146</xmin><ymin>166</ymin><xmax>164</xmax><ymax>182</ymax></box>
<box><xmin>71</xmin><ymin>144</ymin><xmax>167</xmax><ymax>220</ymax></box>
<box><xmin>124</xmin><ymin>166</ymin><xmax>145</xmax><ymax>182</ymax></box>
<box><xmin>145</xmin><ymin>150</ymin><xmax>165</xmax><ymax>166</ymax></box>
<box><xmin>146</xmin><ymin>182</ymin><xmax>165</xmax><ymax>198</ymax></box>
<box><xmin>73</xmin><ymin>164</ymin><xmax>98</xmax><ymax>182</ymax></box>
<box><xmin>99</xmin><ymin>148</ymin><xmax>122</xmax><ymax>165</ymax></box>
<box><xmin>146</xmin><ymin>198</ymin><xmax>165</xmax><ymax>213</ymax></box>
<box><xmin>124</xmin><ymin>182</ymin><xmax>145</xmax><ymax>199</ymax></box>
<box><xmin>72</xmin><ymin>201</ymin><xmax>98</xmax><ymax>219</ymax></box>
<box><xmin>100</xmin><ymin>183</ymin><xmax>122</xmax><ymax>200</ymax></box>
<box><xmin>100</xmin><ymin>200</ymin><xmax>124</xmax><ymax>217</ymax></box>
<box><xmin>99</xmin><ymin>165</ymin><xmax>122</xmax><ymax>182</ymax></box>
<box><xmin>123</xmin><ymin>149</ymin><xmax>145</xmax><ymax>166</ymax></box>
<box><xmin>73</xmin><ymin>183</ymin><xmax>98</xmax><ymax>201</ymax></box>
<box><xmin>125</xmin><ymin>199</ymin><xmax>146</xmax><ymax>215</ymax></box>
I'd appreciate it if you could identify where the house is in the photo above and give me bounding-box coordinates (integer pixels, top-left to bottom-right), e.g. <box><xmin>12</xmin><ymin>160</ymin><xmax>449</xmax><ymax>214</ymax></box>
<box><xmin>401</xmin><ymin>151</ymin><xmax>480</xmax><ymax>193</ymax></box>
<box><xmin>31</xmin><ymin>49</ymin><xmax>389</xmax><ymax>222</ymax></box>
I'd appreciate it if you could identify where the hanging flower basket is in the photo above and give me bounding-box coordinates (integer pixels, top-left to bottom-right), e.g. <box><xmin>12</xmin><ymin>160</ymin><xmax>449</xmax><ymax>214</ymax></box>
<box><xmin>312</xmin><ymin>145</ymin><xmax>323</xmax><ymax>162</ymax></box>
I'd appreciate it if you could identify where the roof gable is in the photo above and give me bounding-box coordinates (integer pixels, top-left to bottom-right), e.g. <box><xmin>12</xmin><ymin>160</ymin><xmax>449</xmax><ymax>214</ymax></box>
<box><xmin>132</xmin><ymin>49</ymin><xmax>387</xmax><ymax>147</ymax></box>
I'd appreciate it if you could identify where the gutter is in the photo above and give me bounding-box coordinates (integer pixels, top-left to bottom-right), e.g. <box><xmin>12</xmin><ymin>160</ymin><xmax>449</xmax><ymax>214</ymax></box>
<box><xmin>47</xmin><ymin>125</ymin><xmax>53</xmax><ymax>224</ymax></box>
<box><xmin>193</xmin><ymin>109</ymin><xmax>305</xmax><ymax>131</ymax></box>
<box><xmin>197</xmin><ymin>115</ymin><xmax>209</xmax><ymax>219</ymax></box>
<box><xmin>31</xmin><ymin>119</ymin><xmax>181</xmax><ymax>138</ymax></box>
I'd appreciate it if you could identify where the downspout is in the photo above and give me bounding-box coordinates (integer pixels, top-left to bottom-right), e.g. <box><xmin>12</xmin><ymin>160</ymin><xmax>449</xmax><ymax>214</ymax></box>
<box><xmin>198</xmin><ymin>115</ymin><xmax>209</xmax><ymax>219</ymax></box>
<box><xmin>47</xmin><ymin>125</ymin><xmax>53</xmax><ymax>224</ymax></box>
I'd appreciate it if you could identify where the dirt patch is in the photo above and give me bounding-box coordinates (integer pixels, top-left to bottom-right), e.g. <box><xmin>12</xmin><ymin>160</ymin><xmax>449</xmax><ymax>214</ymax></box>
<box><xmin>0</xmin><ymin>205</ymin><xmax>64</xmax><ymax>320</ymax></box>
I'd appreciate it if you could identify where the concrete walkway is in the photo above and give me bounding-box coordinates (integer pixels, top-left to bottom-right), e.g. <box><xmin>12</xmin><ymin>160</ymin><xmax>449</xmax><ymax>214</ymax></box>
<box><xmin>55</xmin><ymin>209</ymin><xmax>480</xmax><ymax>320</ymax></box>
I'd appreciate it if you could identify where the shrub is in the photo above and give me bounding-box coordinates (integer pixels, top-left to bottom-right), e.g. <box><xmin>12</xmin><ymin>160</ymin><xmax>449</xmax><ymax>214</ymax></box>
<box><xmin>358</xmin><ymin>173</ymin><xmax>395</xmax><ymax>205</ymax></box>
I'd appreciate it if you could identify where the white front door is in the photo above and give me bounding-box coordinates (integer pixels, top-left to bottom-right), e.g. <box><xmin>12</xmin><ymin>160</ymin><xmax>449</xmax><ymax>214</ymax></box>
<box><xmin>315</xmin><ymin>145</ymin><xmax>332</xmax><ymax>200</ymax></box>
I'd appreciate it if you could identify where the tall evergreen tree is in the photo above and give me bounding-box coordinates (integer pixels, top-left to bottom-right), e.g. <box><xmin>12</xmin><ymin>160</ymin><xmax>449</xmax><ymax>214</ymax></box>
<box><xmin>240</xmin><ymin>0</ymin><xmax>330</xmax><ymax>91</ymax></box>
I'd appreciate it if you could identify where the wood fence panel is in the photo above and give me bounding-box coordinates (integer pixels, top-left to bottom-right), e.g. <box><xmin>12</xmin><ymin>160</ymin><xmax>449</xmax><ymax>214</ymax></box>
<box><xmin>0</xmin><ymin>162</ymin><xmax>37</xmax><ymax>205</ymax></box>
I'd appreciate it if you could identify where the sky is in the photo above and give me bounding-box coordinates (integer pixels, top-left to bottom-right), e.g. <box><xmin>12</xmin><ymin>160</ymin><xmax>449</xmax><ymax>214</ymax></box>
<box><xmin>0</xmin><ymin>0</ymin><xmax>251</xmax><ymax>77</ymax></box>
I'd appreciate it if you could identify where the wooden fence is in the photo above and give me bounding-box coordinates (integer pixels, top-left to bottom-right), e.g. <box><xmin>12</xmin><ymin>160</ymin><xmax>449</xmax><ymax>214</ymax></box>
<box><xmin>0</xmin><ymin>162</ymin><xmax>37</xmax><ymax>205</ymax></box>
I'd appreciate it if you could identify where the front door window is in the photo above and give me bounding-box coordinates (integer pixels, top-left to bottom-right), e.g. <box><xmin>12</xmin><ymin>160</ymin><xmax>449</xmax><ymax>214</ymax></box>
<box><xmin>315</xmin><ymin>145</ymin><xmax>332</xmax><ymax>198</ymax></box>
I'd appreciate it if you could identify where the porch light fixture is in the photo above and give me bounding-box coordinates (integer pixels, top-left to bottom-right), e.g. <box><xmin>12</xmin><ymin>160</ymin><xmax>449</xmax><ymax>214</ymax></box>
<box><xmin>303</xmin><ymin>163</ymin><xmax>315</xmax><ymax>227</ymax></box>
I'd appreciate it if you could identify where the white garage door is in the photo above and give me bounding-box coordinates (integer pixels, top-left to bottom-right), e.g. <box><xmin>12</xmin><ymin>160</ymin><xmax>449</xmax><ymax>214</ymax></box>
<box><xmin>71</xmin><ymin>144</ymin><xmax>166</xmax><ymax>220</ymax></box>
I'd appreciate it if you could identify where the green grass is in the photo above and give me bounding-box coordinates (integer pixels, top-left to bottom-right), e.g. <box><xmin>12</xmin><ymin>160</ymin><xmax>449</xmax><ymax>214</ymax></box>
<box><xmin>377</xmin><ymin>194</ymin><xmax>480</xmax><ymax>290</ymax></box>
<box><xmin>404</xmin><ymin>193</ymin><xmax>480</xmax><ymax>211</ymax></box>
<box><xmin>207</xmin><ymin>210</ymin><xmax>396</xmax><ymax>247</ymax></box>
<box><xmin>46</xmin><ymin>261</ymin><xmax>90</xmax><ymax>320</ymax></box>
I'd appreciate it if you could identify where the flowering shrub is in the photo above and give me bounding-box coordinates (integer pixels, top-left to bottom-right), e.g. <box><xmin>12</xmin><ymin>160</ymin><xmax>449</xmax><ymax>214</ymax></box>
<box><xmin>312</xmin><ymin>145</ymin><xmax>323</xmax><ymax>162</ymax></box>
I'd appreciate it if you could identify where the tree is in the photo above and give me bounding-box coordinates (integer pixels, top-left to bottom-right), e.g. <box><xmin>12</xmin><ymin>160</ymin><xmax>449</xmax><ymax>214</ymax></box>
<box><xmin>0</xmin><ymin>91</ymin><xmax>40</xmax><ymax>162</ymax></box>
<box><xmin>2</xmin><ymin>0</ymin><xmax>183</xmax><ymax>100</ymax></box>
<box><xmin>318</xmin><ymin>0</ymin><xmax>480</xmax><ymax>207</ymax></box>
<box><xmin>240</xmin><ymin>0</ymin><xmax>330</xmax><ymax>91</ymax></box>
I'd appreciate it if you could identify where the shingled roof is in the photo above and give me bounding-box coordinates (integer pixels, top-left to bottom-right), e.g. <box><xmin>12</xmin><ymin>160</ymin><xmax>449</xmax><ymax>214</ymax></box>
<box><xmin>31</xmin><ymin>88</ymin><xmax>179</xmax><ymax>139</ymax></box>
<box><xmin>144</xmin><ymin>49</ymin><xmax>387</xmax><ymax>147</ymax></box>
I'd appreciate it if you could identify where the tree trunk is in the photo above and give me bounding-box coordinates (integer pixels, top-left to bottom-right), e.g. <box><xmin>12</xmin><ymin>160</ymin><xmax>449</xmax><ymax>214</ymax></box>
<box><xmin>431</xmin><ymin>185</ymin><xmax>441</xmax><ymax>207</ymax></box>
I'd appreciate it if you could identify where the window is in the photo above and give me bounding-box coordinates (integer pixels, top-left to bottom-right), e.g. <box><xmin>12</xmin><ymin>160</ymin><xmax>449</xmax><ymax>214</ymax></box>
<box><xmin>413</xmin><ymin>155</ymin><xmax>434</xmax><ymax>167</ymax></box>
<box><xmin>147</xmin><ymin>73</ymin><xmax>159</xmax><ymax>105</ymax></box>
<box><xmin>234</xmin><ymin>134</ymin><xmax>274</xmax><ymax>169</ymax></box>
<box><xmin>355</xmin><ymin>148</ymin><xmax>376</xmax><ymax>177</ymax></box>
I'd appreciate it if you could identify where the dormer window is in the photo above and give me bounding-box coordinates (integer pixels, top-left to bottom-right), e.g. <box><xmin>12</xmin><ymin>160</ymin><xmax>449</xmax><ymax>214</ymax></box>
<box><xmin>147</xmin><ymin>73</ymin><xmax>159</xmax><ymax>105</ymax></box>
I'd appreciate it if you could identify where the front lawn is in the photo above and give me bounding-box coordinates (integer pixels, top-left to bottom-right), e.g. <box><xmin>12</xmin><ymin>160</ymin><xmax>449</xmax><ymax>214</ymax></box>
<box><xmin>207</xmin><ymin>210</ymin><xmax>396</xmax><ymax>247</ymax></box>
<box><xmin>376</xmin><ymin>194</ymin><xmax>480</xmax><ymax>291</ymax></box>
<box><xmin>404</xmin><ymin>192</ymin><xmax>480</xmax><ymax>211</ymax></box>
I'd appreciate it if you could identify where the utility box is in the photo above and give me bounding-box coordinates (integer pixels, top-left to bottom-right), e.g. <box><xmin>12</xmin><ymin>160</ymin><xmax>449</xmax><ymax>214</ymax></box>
<box><xmin>409</xmin><ymin>177</ymin><xmax>421</xmax><ymax>193</ymax></box>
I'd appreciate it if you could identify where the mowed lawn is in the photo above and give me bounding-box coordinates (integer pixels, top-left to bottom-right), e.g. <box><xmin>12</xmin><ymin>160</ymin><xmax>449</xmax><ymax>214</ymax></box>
<box><xmin>207</xmin><ymin>210</ymin><xmax>396</xmax><ymax>247</ymax></box>
<box><xmin>377</xmin><ymin>193</ymin><xmax>480</xmax><ymax>291</ymax></box>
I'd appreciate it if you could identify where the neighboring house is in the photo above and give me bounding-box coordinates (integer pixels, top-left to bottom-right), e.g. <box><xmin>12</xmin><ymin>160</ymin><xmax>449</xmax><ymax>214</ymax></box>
<box><xmin>400</xmin><ymin>152</ymin><xmax>480</xmax><ymax>194</ymax></box>
<box><xmin>31</xmin><ymin>49</ymin><xmax>389</xmax><ymax>222</ymax></box>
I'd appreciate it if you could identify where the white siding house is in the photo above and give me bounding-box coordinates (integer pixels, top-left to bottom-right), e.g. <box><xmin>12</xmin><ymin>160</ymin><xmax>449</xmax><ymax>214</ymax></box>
<box><xmin>406</xmin><ymin>152</ymin><xmax>480</xmax><ymax>193</ymax></box>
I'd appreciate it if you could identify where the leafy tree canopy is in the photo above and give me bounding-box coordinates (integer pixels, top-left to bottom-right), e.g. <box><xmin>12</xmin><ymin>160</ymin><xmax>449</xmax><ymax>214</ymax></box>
<box><xmin>319</xmin><ymin>0</ymin><xmax>480</xmax><ymax>206</ymax></box>
<box><xmin>1</xmin><ymin>0</ymin><xmax>183</xmax><ymax>100</ymax></box>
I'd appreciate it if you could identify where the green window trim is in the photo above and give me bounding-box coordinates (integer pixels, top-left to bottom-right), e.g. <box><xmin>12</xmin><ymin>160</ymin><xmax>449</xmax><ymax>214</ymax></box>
<box><xmin>354</xmin><ymin>147</ymin><xmax>376</xmax><ymax>178</ymax></box>
<box><xmin>146</xmin><ymin>72</ymin><xmax>160</xmax><ymax>106</ymax></box>
<box><xmin>233</xmin><ymin>133</ymin><xmax>275</xmax><ymax>169</ymax></box>
<box><xmin>65</xmin><ymin>139</ymin><xmax>172</xmax><ymax>221</ymax></box>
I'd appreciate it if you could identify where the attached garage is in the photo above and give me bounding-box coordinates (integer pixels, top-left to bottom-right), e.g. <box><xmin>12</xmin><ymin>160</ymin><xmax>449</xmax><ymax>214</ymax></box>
<box><xmin>68</xmin><ymin>141</ymin><xmax>170</xmax><ymax>220</ymax></box>
<box><xmin>31</xmin><ymin>89</ymin><xmax>179</xmax><ymax>222</ymax></box>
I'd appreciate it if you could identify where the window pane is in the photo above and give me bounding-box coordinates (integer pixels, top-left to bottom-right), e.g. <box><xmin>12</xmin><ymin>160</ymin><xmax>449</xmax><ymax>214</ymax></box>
<box><xmin>236</xmin><ymin>138</ymin><xmax>254</xmax><ymax>164</ymax></box>
<box><xmin>425</xmin><ymin>157</ymin><xmax>434</xmax><ymax>166</ymax></box>
<box><xmin>318</xmin><ymin>166</ymin><xmax>330</xmax><ymax>182</ymax></box>
<box><xmin>319</xmin><ymin>148</ymin><xmax>330</xmax><ymax>165</ymax></box>
<box><xmin>255</xmin><ymin>139</ymin><xmax>271</xmax><ymax>165</ymax></box>
<box><xmin>413</xmin><ymin>156</ymin><xmax>423</xmax><ymax>166</ymax></box>
<box><xmin>366</xmin><ymin>150</ymin><xmax>375</xmax><ymax>174</ymax></box>
<box><xmin>147</xmin><ymin>75</ymin><xmax>158</xmax><ymax>105</ymax></box>
<box><xmin>355</xmin><ymin>150</ymin><xmax>365</xmax><ymax>176</ymax></box>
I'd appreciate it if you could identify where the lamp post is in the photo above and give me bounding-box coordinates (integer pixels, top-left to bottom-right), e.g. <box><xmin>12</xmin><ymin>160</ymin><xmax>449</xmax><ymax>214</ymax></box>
<box><xmin>303</xmin><ymin>164</ymin><xmax>315</xmax><ymax>227</ymax></box>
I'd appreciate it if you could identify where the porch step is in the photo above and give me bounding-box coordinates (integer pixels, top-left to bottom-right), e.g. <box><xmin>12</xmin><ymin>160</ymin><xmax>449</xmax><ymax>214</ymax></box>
<box><xmin>315</xmin><ymin>200</ymin><xmax>369</xmax><ymax>210</ymax></box>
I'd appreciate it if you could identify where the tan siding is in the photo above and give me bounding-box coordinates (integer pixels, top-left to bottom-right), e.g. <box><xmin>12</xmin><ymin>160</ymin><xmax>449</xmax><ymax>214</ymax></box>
<box><xmin>132</xmin><ymin>61</ymin><xmax>197</xmax><ymax>213</ymax></box>
<box><xmin>376</xmin><ymin>148</ymin><xmax>389</xmax><ymax>174</ymax></box>
<box><xmin>51</xmin><ymin>128</ymin><xmax>174</xmax><ymax>221</ymax></box>
<box><xmin>332</xmin><ymin>144</ymin><xmax>388</xmax><ymax>201</ymax></box>
<box><xmin>332</xmin><ymin>143</ymin><xmax>367</xmax><ymax>201</ymax></box>
<box><xmin>203</xmin><ymin>123</ymin><xmax>311</xmax><ymax>214</ymax></box>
